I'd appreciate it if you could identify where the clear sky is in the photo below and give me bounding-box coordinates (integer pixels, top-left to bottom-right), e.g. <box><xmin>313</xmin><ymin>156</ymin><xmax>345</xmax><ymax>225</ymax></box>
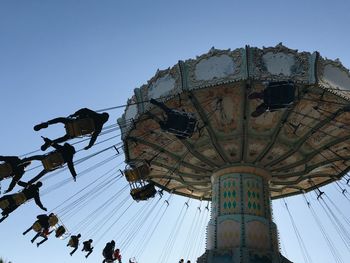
<box><xmin>1</xmin><ymin>1</ymin><xmax>350</xmax><ymax>263</ymax></box>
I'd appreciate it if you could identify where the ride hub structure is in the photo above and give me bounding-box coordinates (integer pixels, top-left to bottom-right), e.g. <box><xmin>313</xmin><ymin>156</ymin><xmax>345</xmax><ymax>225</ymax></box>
<box><xmin>118</xmin><ymin>44</ymin><xmax>350</xmax><ymax>263</ymax></box>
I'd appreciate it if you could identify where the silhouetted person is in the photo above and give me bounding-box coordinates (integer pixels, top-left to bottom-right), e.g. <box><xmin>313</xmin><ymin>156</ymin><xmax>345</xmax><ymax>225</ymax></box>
<box><xmin>67</xmin><ymin>234</ymin><xmax>81</xmax><ymax>256</ymax></box>
<box><xmin>34</xmin><ymin>108</ymin><xmax>109</xmax><ymax>151</ymax></box>
<box><xmin>248</xmin><ymin>81</ymin><xmax>295</xmax><ymax>117</ymax></box>
<box><xmin>23</xmin><ymin>213</ymin><xmax>58</xmax><ymax>245</ymax></box>
<box><xmin>150</xmin><ymin>99</ymin><xmax>196</xmax><ymax>139</ymax></box>
<box><xmin>113</xmin><ymin>248</ymin><xmax>122</xmax><ymax>263</ymax></box>
<box><xmin>0</xmin><ymin>156</ymin><xmax>31</xmax><ymax>193</ymax></box>
<box><xmin>0</xmin><ymin>181</ymin><xmax>46</xmax><ymax>222</ymax></box>
<box><xmin>82</xmin><ymin>239</ymin><xmax>94</xmax><ymax>258</ymax></box>
<box><xmin>23</xmin><ymin>138</ymin><xmax>77</xmax><ymax>184</ymax></box>
<box><xmin>102</xmin><ymin>240</ymin><xmax>115</xmax><ymax>263</ymax></box>
<box><xmin>179</xmin><ymin>259</ymin><xmax>184</xmax><ymax>263</ymax></box>
<box><xmin>34</xmin><ymin>228</ymin><xmax>54</xmax><ymax>247</ymax></box>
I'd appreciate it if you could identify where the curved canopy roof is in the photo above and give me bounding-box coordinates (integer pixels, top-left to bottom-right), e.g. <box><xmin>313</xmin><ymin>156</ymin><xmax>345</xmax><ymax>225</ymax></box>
<box><xmin>118</xmin><ymin>44</ymin><xmax>350</xmax><ymax>200</ymax></box>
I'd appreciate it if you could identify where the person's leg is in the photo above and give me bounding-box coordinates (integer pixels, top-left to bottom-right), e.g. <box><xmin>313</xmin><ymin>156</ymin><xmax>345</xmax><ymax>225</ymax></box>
<box><xmin>23</xmin><ymin>155</ymin><xmax>45</xmax><ymax>162</ymax></box>
<box><xmin>23</xmin><ymin>226</ymin><xmax>33</xmax><ymax>235</ymax></box>
<box><xmin>47</xmin><ymin>117</ymin><xmax>69</xmax><ymax>125</ymax></box>
<box><xmin>6</xmin><ymin>174</ymin><xmax>22</xmax><ymax>193</ymax></box>
<box><xmin>70</xmin><ymin>246</ymin><xmax>78</xmax><ymax>255</ymax></box>
<box><xmin>31</xmin><ymin>232</ymin><xmax>41</xmax><ymax>243</ymax></box>
<box><xmin>43</xmin><ymin>134</ymin><xmax>71</xmax><ymax>150</ymax></box>
<box><xmin>28</xmin><ymin>170</ymin><xmax>48</xmax><ymax>184</ymax></box>
<box><xmin>34</xmin><ymin>117</ymin><xmax>69</xmax><ymax>131</ymax></box>
<box><xmin>86</xmin><ymin>249</ymin><xmax>93</xmax><ymax>258</ymax></box>
<box><xmin>251</xmin><ymin>103</ymin><xmax>268</xmax><ymax>118</ymax></box>
<box><xmin>248</xmin><ymin>91</ymin><xmax>264</xmax><ymax>100</ymax></box>
<box><xmin>36</xmin><ymin>236</ymin><xmax>48</xmax><ymax>247</ymax></box>
<box><xmin>0</xmin><ymin>214</ymin><xmax>8</xmax><ymax>223</ymax></box>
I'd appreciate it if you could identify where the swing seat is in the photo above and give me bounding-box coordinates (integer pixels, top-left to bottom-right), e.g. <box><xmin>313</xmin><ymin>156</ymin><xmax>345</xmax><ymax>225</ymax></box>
<box><xmin>49</xmin><ymin>215</ymin><xmax>59</xmax><ymax>226</ymax></box>
<box><xmin>124</xmin><ymin>164</ymin><xmax>150</xmax><ymax>182</ymax></box>
<box><xmin>55</xmin><ymin>225</ymin><xmax>66</xmax><ymax>238</ymax></box>
<box><xmin>65</xmin><ymin>118</ymin><xmax>95</xmax><ymax>137</ymax></box>
<box><xmin>130</xmin><ymin>183</ymin><xmax>157</xmax><ymax>201</ymax></box>
<box><xmin>264</xmin><ymin>81</ymin><xmax>295</xmax><ymax>110</ymax></box>
<box><xmin>42</xmin><ymin>152</ymin><xmax>65</xmax><ymax>171</ymax></box>
<box><xmin>0</xmin><ymin>199</ymin><xmax>9</xmax><ymax>210</ymax></box>
<box><xmin>13</xmin><ymin>193</ymin><xmax>27</xmax><ymax>205</ymax></box>
<box><xmin>165</xmin><ymin>110</ymin><xmax>197</xmax><ymax>138</ymax></box>
<box><xmin>0</xmin><ymin>163</ymin><xmax>13</xmax><ymax>179</ymax></box>
<box><xmin>68</xmin><ymin>238</ymin><xmax>77</xmax><ymax>247</ymax></box>
<box><xmin>33</xmin><ymin>221</ymin><xmax>43</xmax><ymax>232</ymax></box>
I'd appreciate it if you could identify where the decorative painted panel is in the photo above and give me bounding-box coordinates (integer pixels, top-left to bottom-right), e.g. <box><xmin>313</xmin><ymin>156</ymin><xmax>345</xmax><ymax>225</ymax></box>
<box><xmin>217</xmin><ymin>219</ymin><xmax>241</xmax><ymax>249</ymax></box>
<box><xmin>245</xmin><ymin>220</ymin><xmax>270</xmax><ymax>250</ymax></box>
<box><xmin>243</xmin><ymin>176</ymin><xmax>265</xmax><ymax>217</ymax></box>
<box><xmin>220</xmin><ymin>175</ymin><xmax>240</xmax><ymax>215</ymax></box>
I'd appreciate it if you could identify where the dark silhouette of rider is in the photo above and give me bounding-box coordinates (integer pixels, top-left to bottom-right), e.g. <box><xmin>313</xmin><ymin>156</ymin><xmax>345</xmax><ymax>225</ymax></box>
<box><xmin>34</xmin><ymin>108</ymin><xmax>109</xmax><ymax>151</ymax></box>
<box><xmin>23</xmin><ymin>138</ymin><xmax>77</xmax><ymax>184</ymax></box>
<box><xmin>23</xmin><ymin>213</ymin><xmax>57</xmax><ymax>246</ymax></box>
<box><xmin>0</xmin><ymin>181</ymin><xmax>46</xmax><ymax>222</ymax></box>
<box><xmin>82</xmin><ymin>239</ymin><xmax>94</xmax><ymax>258</ymax></box>
<box><xmin>67</xmin><ymin>233</ymin><xmax>81</xmax><ymax>256</ymax></box>
<box><xmin>150</xmin><ymin>99</ymin><xmax>196</xmax><ymax>139</ymax></box>
<box><xmin>0</xmin><ymin>156</ymin><xmax>31</xmax><ymax>193</ymax></box>
<box><xmin>102</xmin><ymin>240</ymin><xmax>115</xmax><ymax>263</ymax></box>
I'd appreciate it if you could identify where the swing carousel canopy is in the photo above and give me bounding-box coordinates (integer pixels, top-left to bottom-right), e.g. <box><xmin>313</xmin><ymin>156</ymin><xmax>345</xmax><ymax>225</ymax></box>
<box><xmin>118</xmin><ymin>44</ymin><xmax>350</xmax><ymax>200</ymax></box>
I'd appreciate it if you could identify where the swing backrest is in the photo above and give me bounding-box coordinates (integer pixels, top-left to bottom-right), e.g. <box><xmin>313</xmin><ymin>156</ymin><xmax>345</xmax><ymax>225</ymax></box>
<box><xmin>65</xmin><ymin>118</ymin><xmax>95</xmax><ymax>137</ymax></box>
<box><xmin>124</xmin><ymin>164</ymin><xmax>150</xmax><ymax>182</ymax></box>
<box><xmin>130</xmin><ymin>183</ymin><xmax>157</xmax><ymax>201</ymax></box>
<box><xmin>49</xmin><ymin>215</ymin><xmax>59</xmax><ymax>226</ymax></box>
<box><xmin>42</xmin><ymin>152</ymin><xmax>65</xmax><ymax>171</ymax></box>
<box><xmin>32</xmin><ymin>221</ymin><xmax>42</xmax><ymax>232</ymax></box>
<box><xmin>55</xmin><ymin>225</ymin><xmax>66</xmax><ymax>238</ymax></box>
<box><xmin>0</xmin><ymin>162</ymin><xmax>13</xmax><ymax>179</ymax></box>
<box><xmin>12</xmin><ymin>193</ymin><xmax>27</xmax><ymax>205</ymax></box>
<box><xmin>165</xmin><ymin>111</ymin><xmax>197</xmax><ymax>138</ymax></box>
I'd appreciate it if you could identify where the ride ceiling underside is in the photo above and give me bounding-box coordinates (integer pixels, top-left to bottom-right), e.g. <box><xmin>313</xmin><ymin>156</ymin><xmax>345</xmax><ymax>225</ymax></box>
<box><xmin>118</xmin><ymin>44</ymin><xmax>350</xmax><ymax>201</ymax></box>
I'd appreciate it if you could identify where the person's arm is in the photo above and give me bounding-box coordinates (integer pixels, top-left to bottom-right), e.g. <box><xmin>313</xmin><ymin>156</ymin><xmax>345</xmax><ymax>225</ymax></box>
<box><xmin>0</xmin><ymin>155</ymin><xmax>20</xmax><ymax>162</ymax></box>
<box><xmin>17</xmin><ymin>181</ymin><xmax>28</xmax><ymax>187</ymax></box>
<box><xmin>42</xmin><ymin>137</ymin><xmax>61</xmax><ymax>150</ymax></box>
<box><xmin>34</xmin><ymin>193</ymin><xmax>47</xmax><ymax>211</ymax></box>
<box><xmin>84</xmin><ymin>126</ymin><xmax>102</xmax><ymax>150</ymax></box>
<box><xmin>150</xmin><ymin>99</ymin><xmax>171</xmax><ymax>114</ymax></box>
<box><xmin>67</xmin><ymin>160</ymin><xmax>77</xmax><ymax>182</ymax></box>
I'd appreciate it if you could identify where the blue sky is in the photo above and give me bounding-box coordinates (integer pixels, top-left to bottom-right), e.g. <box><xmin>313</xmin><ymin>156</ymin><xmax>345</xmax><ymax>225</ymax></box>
<box><xmin>1</xmin><ymin>1</ymin><xmax>350</xmax><ymax>262</ymax></box>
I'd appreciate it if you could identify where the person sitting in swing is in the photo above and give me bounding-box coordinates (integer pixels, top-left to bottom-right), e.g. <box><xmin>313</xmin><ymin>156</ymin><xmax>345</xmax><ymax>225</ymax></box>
<box><xmin>150</xmin><ymin>99</ymin><xmax>197</xmax><ymax>139</ymax></box>
<box><xmin>102</xmin><ymin>240</ymin><xmax>115</xmax><ymax>263</ymax></box>
<box><xmin>34</xmin><ymin>108</ymin><xmax>109</xmax><ymax>151</ymax></box>
<box><xmin>34</xmin><ymin>227</ymin><xmax>54</xmax><ymax>247</ymax></box>
<box><xmin>67</xmin><ymin>233</ymin><xmax>81</xmax><ymax>256</ymax></box>
<box><xmin>23</xmin><ymin>138</ymin><xmax>77</xmax><ymax>184</ymax></box>
<box><xmin>248</xmin><ymin>80</ymin><xmax>295</xmax><ymax>117</ymax></box>
<box><xmin>23</xmin><ymin>213</ymin><xmax>58</xmax><ymax>245</ymax></box>
<box><xmin>82</xmin><ymin>239</ymin><xmax>94</xmax><ymax>258</ymax></box>
<box><xmin>113</xmin><ymin>248</ymin><xmax>122</xmax><ymax>263</ymax></box>
<box><xmin>0</xmin><ymin>181</ymin><xmax>47</xmax><ymax>223</ymax></box>
<box><xmin>0</xmin><ymin>155</ymin><xmax>31</xmax><ymax>193</ymax></box>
